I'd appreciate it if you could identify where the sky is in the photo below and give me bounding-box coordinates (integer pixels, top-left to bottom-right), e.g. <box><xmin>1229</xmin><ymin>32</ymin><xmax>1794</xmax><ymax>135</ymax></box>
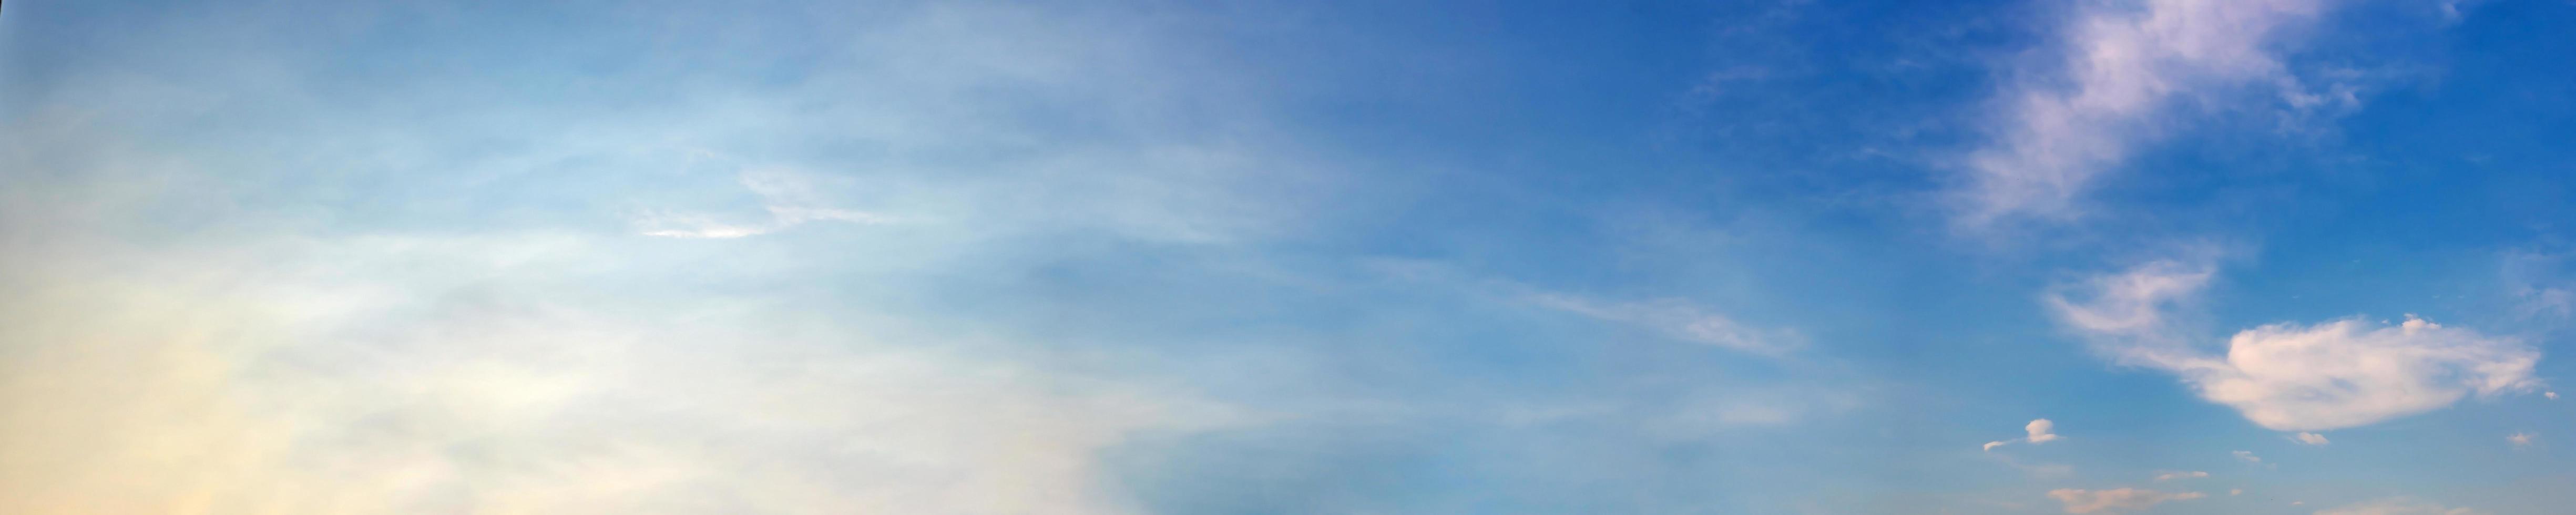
<box><xmin>3</xmin><ymin>1</ymin><xmax>2575</xmax><ymax>513</ymax></box>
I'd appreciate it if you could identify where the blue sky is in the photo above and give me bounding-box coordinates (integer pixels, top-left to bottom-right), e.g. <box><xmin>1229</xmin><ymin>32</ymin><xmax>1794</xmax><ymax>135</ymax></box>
<box><xmin>4</xmin><ymin>1</ymin><xmax>2575</xmax><ymax>513</ymax></box>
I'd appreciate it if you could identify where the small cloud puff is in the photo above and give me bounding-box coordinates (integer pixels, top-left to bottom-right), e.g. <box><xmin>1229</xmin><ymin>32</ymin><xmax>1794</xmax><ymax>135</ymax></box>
<box><xmin>2292</xmin><ymin>432</ymin><xmax>2329</xmax><ymax>446</ymax></box>
<box><xmin>2233</xmin><ymin>450</ymin><xmax>2262</xmax><ymax>464</ymax></box>
<box><xmin>1986</xmin><ymin>418</ymin><xmax>2062</xmax><ymax>451</ymax></box>
<box><xmin>2509</xmin><ymin>432</ymin><xmax>2536</xmax><ymax>448</ymax></box>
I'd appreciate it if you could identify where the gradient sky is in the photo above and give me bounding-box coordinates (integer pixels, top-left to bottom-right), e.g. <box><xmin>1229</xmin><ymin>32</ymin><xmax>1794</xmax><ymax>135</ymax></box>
<box><xmin>4</xmin><ymin>1</ymin><xmax>2575</xmax><ymax>514</ymax></box>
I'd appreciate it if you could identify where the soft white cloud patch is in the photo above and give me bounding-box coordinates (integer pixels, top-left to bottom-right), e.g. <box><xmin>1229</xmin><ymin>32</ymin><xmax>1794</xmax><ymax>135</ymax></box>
<box><xmin>635</xmin><ymin>168</ymin><xmax>898</xmax><ymax>239</ymax></box>
<box><xmin>1985</xmin><ymin>418</ymin><xmax>2064</xmax><ymax>451</ymax></box>
<box><xmin>2233</xmin><ymin>450</ymin><xmax>2262</xmax><ymax>463</ymax></box>
<box><xmin>2509</xmin><ymin>432</ymin><xmax>2536</xmax><ymax>448</ymax></box>
<box><xmin>1959</xmin><ymin>0</ymin><xmax>2339</xmax><ymax>223</ymax></box>
<box><xmin>2153</xmin><ymin>470</ymin><xmax>2208</xmax><ymax>481</ymax></box>
<box><xmin>2051</xmin><ymin>259</ymin><xmax>2544</xmax><ymax>431</ymax></box>
<box><xmin>1528</xmin><ymin>293</ymin><xmax>1805</xmax><ymax>355</ymax></box>
<box><xmin>2313</xmin><ymin>498</ymin><xmax>2483</xmax><ymax>515</ymax></box>
<box><xmin>2190</xmin><ymin>316</ymin><xmax>2536</xmax><ymax>430</ymax></box>
<box><xmin>2548</xmin><ymin>391</ymin><xmax>2560</xmax><ymax>400</ymax></box>
<box><xmin>2230</xmin><ymin>489</ymin><xmax>2243</xmax><ymax>496</ymax></box>
<box><xmin>2291</xmin><ymin>432</ymin><xmax>2329</xmax><ymax>446</ymax></box>
<box><xmin>2048</xmin><ymin>488</ymin><xmax>2205</xmax><ymax>514</ymax></box>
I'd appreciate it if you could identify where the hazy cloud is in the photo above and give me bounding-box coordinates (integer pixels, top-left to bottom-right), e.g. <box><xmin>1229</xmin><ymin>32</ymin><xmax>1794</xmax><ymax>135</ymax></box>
<box><xmin>1528</xmin><ymin>293</ymin><xmax>1806</xmax><ymax>355</ymax></box>
<box><xmin>2048</xmin><ymin>488</ymin><xmax>2205</xmax><ymax>514</ymax></box>
<box><xmin>2313</xmin><ymin>498</ymin><xmax>2483</xmax><ymax>515</ymax></box>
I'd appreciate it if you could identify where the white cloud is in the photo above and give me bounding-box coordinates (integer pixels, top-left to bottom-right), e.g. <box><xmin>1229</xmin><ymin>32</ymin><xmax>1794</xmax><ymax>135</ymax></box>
<box><xmin>2051</xmin><ymin>259</ymin><xmax>2544</xmax><ymax>431</ymax></box>
<box><xmin>2233</xmin><ymin>450</ymin><xmax>2262</xmax><ymax>464</ymax></box>
<box><xmin>2231</xmin><ymin>489</ymin><xmax>2243</xmax><ymax>496</ymax></box>
<box><xmin>2153</xmin><ymin>470</ymin><xmax>2207</xmax><ymax>481</ymax></box>
<box><xmin>2313</xmin><ymin>498</ymin><xmax>2483</xmax><ymax>515</ymax></box>
<box><xmin>2048</xmin><ymin>488</ymin><xmax>2205</xmax><ymax>514</ymax></box>
<box><xmin>2028</xmin><ymin>419</ymin><xmax>2063</xmax><ymax>443</ymax></box>
<box><xmin>2509</xmin><ymin>432</ymin><xmax>2536</xmax><ymax>448</ymax></box>
<box><xmin>2291</xmin><ymin>432</ymin><xmax>2329</xmax><ymax>446</ymax></box>
<box><xmin>1984</xmin><ymin>418</ymin><xmax>2064</xmax><ymax>451</ymax></box>
<box><xmin>2549</xmin><ymin>391</ymin><xmax>2560</xmax><ymax>400</ymax></box>
<box><xmin>1958</xmin><ymin>0</ymin><xmax>2340</xmax><ymax>223</ymax></box>
<box><xmin>1527</xmin><ymin>293</ymin><xmax>1805</xmax><ymax>355</ymax></box>
<box><xmin>2192</xmin><ymin>317</ymin><xmax>2537</xmax><ymax>430</ymax></box>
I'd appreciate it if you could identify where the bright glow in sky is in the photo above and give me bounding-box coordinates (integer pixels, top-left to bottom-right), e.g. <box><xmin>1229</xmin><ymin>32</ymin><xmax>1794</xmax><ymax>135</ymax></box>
<box><xmin>4</xmin><ymin>1</ymin><xmax>2575</xmax><ymax>513</ymax></box>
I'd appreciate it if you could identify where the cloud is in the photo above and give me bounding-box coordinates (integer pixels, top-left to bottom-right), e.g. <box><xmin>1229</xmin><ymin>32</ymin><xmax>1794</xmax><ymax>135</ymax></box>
<box><xmin>2503</xmin><ymin>250</ymin><xmax>2575</xmax><ymax>320</ymax></box>
<box><xmin>0</xmin><ymin>2</ymin><xmax>1327</xmax><ymax>512</ymax></box>
<box><xmin>2291</xmin><ymin>432</ymin><xmax>2329</xmax><ymax>446</ymax></box>
<box><xmin>1527</xmin><ymin>293</ymin><xmax>1806</xmax><ymax>355</ymax></box>
<box><xmin>2313</xmin><ymin>498</ymin><xmax>2484</xmax><ymax>515</ymax></box>
<box><xmin>1958</xmin><ymin>0</ymin><xmax>2343</xmax><ymax>224</ymax></box>
<box><xmin>2509</xmin><ymin>432</ymin><xmax>2536</xmax><ymax>448</ymax></box>
<box><xmin>2188</xmin><ymin>317</ymin><xmax>2537</xmax><ymax>430</ymax></box>
<box><xmin>635</xmin><ymin>168</ymin><xmax>898</xmax><ymax>239</ymax></box>
<box><xmin>2028</xmin><ymin>419</ymin><xmax>2063</xmax><ymax>444</ymax></box>
<box><xmin>2153</xmin><ymin>470</ymin><xmax>2208</xmax><ymax>481</ymax></box>
<box><xmin>2231</xmin><ymin>489</ymin><xmax>2243</xmax><ymax>496</ymax></box>
<box><xmin>2549</xmin><ymin>392</ymin><xmax>2560</xmax><ymax>400</ymax></box>
<box><xmin>2047</xmin><ymin>488</ymin><xmax>2205</xmax><ymax>514</ymax></box>
<box><xmin>2234</xmin><ymin>450</ymin><xmax>2262</xmax><ymax>464</ymax></box>
<box><xmin>2050</xmin><ymin>259</ymin><xmax>2544</xmax><ymax>431</ymax></box>
<box><xmin>1984</xmin><ymin>418</ymin><xmax>2064</xmax><ymax>451</ymax></box>
<box><xmin>0</xmin><ymin>231</ymin><xmax>1241</xmax><ymax>514</ymax></box>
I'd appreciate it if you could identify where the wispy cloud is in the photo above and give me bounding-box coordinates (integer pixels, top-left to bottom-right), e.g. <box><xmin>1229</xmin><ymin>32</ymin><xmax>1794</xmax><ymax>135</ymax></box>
<box><xmin>2503</xmin><ymin>250</ymin><xmax>2576</xmax><ymax>320</ymax></box>
<box><xmin>2312</xmin><ymin>498</ymin><xmax>2485</xmax><ymax>515</ymax></box>
<box><xmin>634</xmin><ymin>168</ymin><xmax>899</xmax><ymax>239</ymax></box>
<box><xmin>0</xmin><ymin>1</ymin><xmax>1312</xmax><ymax>512</ymax></box>
<box><xmin>1959</xmin><ymin>0</ymin><xmax>2338</xmax><ymax>224</ymax></box>
<box><xmin>2153</xmin><ymin>470</ymin><xmax>2208</xmax><ymax>481</ymax></box>
<box><xmin>1527</xmin><ymin>293</ymin><xmax>1807</xmax><ymax>356</ymax></box>
<box><xmin>2291</xmin><ymin>432</ymin><xmax>2329</xmax><ymax>446</ymax></box>
<box><xmin>0</xmin><ymin>229</ymin><xmax>1240</xmax><ymax>514</ymax></box>
<box><xmin>2047</xmin><ymin>488</ymin><xmax>2204</xmax><ymax>514</ymax></box>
